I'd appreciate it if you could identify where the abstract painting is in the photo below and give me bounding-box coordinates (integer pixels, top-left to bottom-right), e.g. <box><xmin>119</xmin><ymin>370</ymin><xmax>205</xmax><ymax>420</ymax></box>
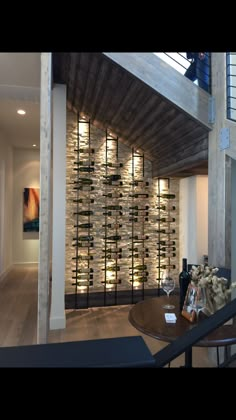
<box><xmin>23</xmin><ymin>188</ymin><xmax>40</xmax><ymax>232</ymax></box>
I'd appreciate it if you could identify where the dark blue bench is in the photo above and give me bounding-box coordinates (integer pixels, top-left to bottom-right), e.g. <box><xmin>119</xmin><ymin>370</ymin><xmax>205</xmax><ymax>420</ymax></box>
<box><xmin>0</xmin><ymin>336</ymin><xmax>155</xmax><ymax>368</ymax></box>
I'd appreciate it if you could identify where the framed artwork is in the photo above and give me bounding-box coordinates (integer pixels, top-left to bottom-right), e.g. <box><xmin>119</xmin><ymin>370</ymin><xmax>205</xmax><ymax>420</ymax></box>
<box><xmin>23</xmin><ymin>188</ymin><xmax>40</xmax><ymax>232</ymax></box>
<box><xmin>181</xmin><ymin>284</ymin><xmax>199</xmax><ymax>323</ymax></box>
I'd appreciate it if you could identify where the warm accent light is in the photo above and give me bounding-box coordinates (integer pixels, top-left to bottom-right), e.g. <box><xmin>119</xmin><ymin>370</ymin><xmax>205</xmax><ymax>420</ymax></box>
<box><xmin>17</xmin><ymin>109</ymin><xmax>26</xmax><ymax>115</ymax></box>
<box><xmin>32</xmin><ymin>144</ymin><xmax>36</xmax><ymax>147</ymax></box>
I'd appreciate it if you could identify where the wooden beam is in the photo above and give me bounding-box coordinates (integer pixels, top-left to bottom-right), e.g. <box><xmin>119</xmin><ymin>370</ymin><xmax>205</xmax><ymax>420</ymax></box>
<box><xmin>38</xmin><ymin>53</ymin><xmax>52</xmax><ymax>344</ymax></box>
<box><xmin>153</xmin><ymin>149</ymin><xmax>208</xmax><ymax>177</ymax></box>
<box><xmin>104</xmin><ymin>53</ymin><xmax>212</xmax><ymax>130</ymax></box>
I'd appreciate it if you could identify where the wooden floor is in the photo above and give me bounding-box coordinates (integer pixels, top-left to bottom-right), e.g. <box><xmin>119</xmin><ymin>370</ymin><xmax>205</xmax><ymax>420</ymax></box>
<box><xmin>0</xmin><ymin>265</ymin><xmax>217</xmax><ymax>367</ymax></box>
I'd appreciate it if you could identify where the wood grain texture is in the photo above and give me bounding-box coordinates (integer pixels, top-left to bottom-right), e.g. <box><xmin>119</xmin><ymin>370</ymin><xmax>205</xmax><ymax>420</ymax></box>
<box><xmin>53</xmin><ymin>52</ymin><xmax>211</xmax><ymax>177</ymax></box>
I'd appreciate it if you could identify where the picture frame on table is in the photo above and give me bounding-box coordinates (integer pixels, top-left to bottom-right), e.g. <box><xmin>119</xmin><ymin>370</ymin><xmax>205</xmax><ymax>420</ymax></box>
<box><xmin>181</xmin><ymin>284</ymin><xmax>199</xmax><ymax>323</ymax></box>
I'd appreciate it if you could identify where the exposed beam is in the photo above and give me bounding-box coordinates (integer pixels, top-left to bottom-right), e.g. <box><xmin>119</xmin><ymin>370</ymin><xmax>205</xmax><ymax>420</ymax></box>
<box><xmin>104</xmin><ymin>52</ymin><xmax>212</xmax><ymax>130</ymax></box>
<box><xmin>153</xmin><ymin>150</ymin><xmax>208</xmax><ymax>177</ymax></box>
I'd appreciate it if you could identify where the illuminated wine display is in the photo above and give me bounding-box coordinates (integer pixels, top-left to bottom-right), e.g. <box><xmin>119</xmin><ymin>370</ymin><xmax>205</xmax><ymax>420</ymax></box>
<box><xmin>65</xmin><ymin>113</ymin><xmax>179</xmax><ymax>308</ymax></box>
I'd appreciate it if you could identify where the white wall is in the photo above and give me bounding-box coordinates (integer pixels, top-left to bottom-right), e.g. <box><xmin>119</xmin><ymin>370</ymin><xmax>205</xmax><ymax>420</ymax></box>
<box><xmin>13</xmin><ymin>148</ymin><xmax>40</xmax><ymax>263</ymax></box>
<box><xmin>179</xmin><ymin>175</ymin><xmax>208</xmax><ymax>266</ymax></box>
<box><xmin>0</xmin><ymin>133</ymin><xmax>13</xmax><ymax>276</ymax></box>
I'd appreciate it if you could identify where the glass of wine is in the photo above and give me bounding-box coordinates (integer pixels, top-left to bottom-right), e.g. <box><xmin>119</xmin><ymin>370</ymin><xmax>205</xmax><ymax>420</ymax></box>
<box><xmin>161</xmin><ymin>271</ymin><xmax>175</xmax><ymax>309</ymax></box>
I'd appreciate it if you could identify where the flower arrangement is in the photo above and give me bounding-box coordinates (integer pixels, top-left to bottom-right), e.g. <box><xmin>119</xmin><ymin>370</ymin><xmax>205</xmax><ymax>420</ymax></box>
<box><xmin>190</xmin><ymin>264</ymin><xmax>236</xmax><ymax>315</ymax></box>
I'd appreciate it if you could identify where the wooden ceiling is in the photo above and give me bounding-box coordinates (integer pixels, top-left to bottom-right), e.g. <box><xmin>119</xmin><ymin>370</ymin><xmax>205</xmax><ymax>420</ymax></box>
<box><xmin>53</xmin><ymin>52</ymin><xmax>212</xmax><ymax>178</ymax></box>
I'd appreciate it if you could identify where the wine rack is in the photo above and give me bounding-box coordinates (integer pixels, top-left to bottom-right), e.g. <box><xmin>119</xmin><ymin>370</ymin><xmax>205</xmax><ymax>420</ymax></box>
<box><xmin>72</xmin><ymin>116</ymin><xmax>94</xmax><ymax>308</ymax></box>
<box><xmin>129</xmin><ymin>148</ymin><xmax>150</xmax><ymax>303</ymax></box>
<box><xmin>102</xmin><ymin>129</ymin><xmax>123</xmax><ymax>305</ymax></box>
<box><xmin>65</xmin><ymin>112</ymin><xmax>179</xmax><ymax>309</ymax></box>
<box><xmin>156</xmin><ymin>178</ymin><xmax>177</xmax><ymax>295</ymax></box>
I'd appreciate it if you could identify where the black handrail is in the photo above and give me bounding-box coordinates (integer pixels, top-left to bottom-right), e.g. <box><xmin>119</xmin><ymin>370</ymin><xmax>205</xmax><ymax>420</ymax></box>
<box><xmin>153</xmin><ymin>297</ymin><xmax>236</xmax><ymax>368</ymax></box>
<box><xmin>226</xmin><ymin>52</ymin><xmax>236</xmax><ymax>122</ymax></box>
<box><xmin>155</xmin><ymin>52</ymin><xmax>211</xmax><ymax>94</ymax></box>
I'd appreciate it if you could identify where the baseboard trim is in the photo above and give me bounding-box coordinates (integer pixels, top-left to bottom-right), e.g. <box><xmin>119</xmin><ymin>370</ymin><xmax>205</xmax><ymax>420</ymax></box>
<box><xmin>13</xmin><ymin>262</ymin><xmax>38</xmax><ymax>266</ymax></box>
<box><xmin>49</xmin><ymin>315</ymin><xmax>66</xmax><ymax>330</ymax></box>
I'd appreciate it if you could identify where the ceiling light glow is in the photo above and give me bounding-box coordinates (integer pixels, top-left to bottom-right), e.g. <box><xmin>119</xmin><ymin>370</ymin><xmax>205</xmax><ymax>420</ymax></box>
<box><xmin>17</xmin><ymin>109</ymin><xmax>26</xmax><ymax>115</ymax></box>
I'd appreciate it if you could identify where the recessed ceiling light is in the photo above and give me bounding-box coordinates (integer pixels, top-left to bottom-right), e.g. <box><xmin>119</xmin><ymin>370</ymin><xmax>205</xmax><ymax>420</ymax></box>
<box><xmin>32</xmin><ymin>144</ymin><xmax>36</xmax><ymax>147</ymax></box>
<box><xmin>17</xmin><ymin>109</ymin><xmax>26</xmax><ymax>115</ymax></box>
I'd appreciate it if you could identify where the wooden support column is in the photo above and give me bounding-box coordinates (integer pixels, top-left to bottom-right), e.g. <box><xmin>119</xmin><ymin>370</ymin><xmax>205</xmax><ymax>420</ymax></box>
<box><xmin>37</xmin><ymin>53</ymin><xmax>52</xmax><ymax>344</ymax></box>
<box><xmin>208</xmin><ymin>53</ymin><xmax>236</xmax><ymax>268</ymax></box>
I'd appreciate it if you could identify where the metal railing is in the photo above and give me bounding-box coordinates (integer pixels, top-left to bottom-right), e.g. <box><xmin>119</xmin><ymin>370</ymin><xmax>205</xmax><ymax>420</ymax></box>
<box><xmin>154</xmin><ymin>52</ymin><xmax>211</xmax><ymax>94</ymax></box>
<box><xmin>226</xmin><ymin>52</ymin><xmax>236</xmax><ymax>122</ymax></box>
<box><xmin>153</xmin><ymin>297</ymin><xmax>236</xmax><ymax>367</ymax></box>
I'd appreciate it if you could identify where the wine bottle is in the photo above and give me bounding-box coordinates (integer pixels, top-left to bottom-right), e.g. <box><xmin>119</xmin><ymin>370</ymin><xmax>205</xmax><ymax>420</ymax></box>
<box><xmin>75</xmin><ymin>160</ymin><xmax>95</xmax><ymax>166</ymax></box>
<box><xmin>103</xmin><ymin>181</ymin><xmax>123</xmax><ymax>186</ymax></box>
<box><xmin>156</xmin><ymin>229</ymin><xmax>175</xmax><ymax>234</ymax></box>
<box><xmin>103</xmin><ymin>205</ymin><xmax>122</xmax><ymax>210</ymax></box>
<box><xmin>157</xmin><ymin>252</ymin><xmax>176</xmax><ymax>258</ymax></box>
<box><xmin>103</xmin><ymin>193</ymin><xmax>123</xmax><ymax>198</ymax></box>
<box><xmin>102</xmin><ymin>223</ymin><xmax>122</xmax><ymax>229</ymax></box>
<box><xmin>72</xmin><ymin>280</ymin><xmax>93</xmax><ymax>287</ymax></box>
<box><xmin>75</xmin><ymin>223</ymin><xmax>93</xmax><ymax>229</ymax></box>
<box><xmin>157</xmin><ymin>240</ymin><xmax>176</xmax><ymax>246</ymax></box>
<box><xmin>73</xmin><ymin>186</ymin><xmax>95</xmax><ymax>191</ymax></box>
<box><xmin>129</xmin><ymin>247</ymin><xmax>149</xmax><ymax>252</ymax></box>
<box><xmin>130</xmin><ymin>180</ymin><xmax>149</xmax><ymax>186</ymax></box>
<box><xmin>103</xmin><ymin>211</ymin><xmax>123</xmax><ymax>216</ymax></box>
<box><xmin>102</xmin><ymin>254</ymin><xmax>122</xmax><ymax>259</ymax></box>
<box><xmin>102</xmin><ymin>248</ymin><xmax>122</xmax><ymax>253</ymax></box>
<box><xmin>73</xmin><ymin>242</ymin><xmax>94</xmax><ymax>248</ymax></box>
<box><xmin>129</xmin><ymin>211</ymin><xmax>149</xmax><ymax>216</ymax></box>
<box><xmin>156</xmin><ymin>205</ymin><xmax>176</xmax><ymax>210</ymax></box>
<box><xmin>73</xmin><ymin>268</ymin><xmax>93</xmax><ymax>273</ymax></box>
<box><xmin>156</xmin><ymin>264</ymin><xmax>176</xmax><ymax>269</ymax></box>
<box><xmin>75</xmin><ymin>148</ymin><xmax>95</xmax><ymax>153</ymax></box>
<box><xmin>129</xmin><ymin>206</ymin><xmax>149</xmax><ymax>210</ymax></box>
<box><xmin>157</xmin><ymin>246</ymin><xmax>176</xmax><ymax>252</ymax></box>
<box><xmin>72</xmin><ymin>255</ymin><xmax>93</xmax><ymax>260</ymax></box>
<box><xmin>103</xmin><ymin>235</ymin><xmax>121</xmax><ymax>241</ymax></box>
<box><xmin>131</xmin><ymin>235</ymin><xmax>149</xmax><ymax>240</ymax></box>
<box><xmin>77</xmin><ymin>235</ymin><xmax>93</xmax><ymax>241</ymax></box>
<box><xmin>74</xmin><ymin>210</ymin><xmax>93</xmax><ymax>216</ymax></box>
<box><xmin>102</xmin><ymin>162</ymin><xmax>123</xmax><ymax>168</ymax></box>
<box><xmin>129</xmin><ymin>193</ymin><xmax>149</xmax><ymax>198</ymax></box>
<box><xmin>130</xmin><ymin>271</ymin><xmax>149</xmax><ymax>276</ymax></box>
<box><xmin>102</xmin><ymin>266</ymin><xmax>120</xmax><ymax>271</ymax></box>
<box><xmin>72</xmin><ymin>274</ymin><xmax>93</xmax><ymax>280</ymax></box>
<box><xmin>132</xmin><ymin>253</ymin><xmax>149</xmax><ymax>258</ymax></box>
<box><xmin>77</xmin><ymin>178</ymin><xmax>93</xmax><ymax>184</ymax></box>
<box><xmin>156</xmin><ymin>217</ymin><xmax>176</xmax><ymax>222</ymax></box>
<box><xmin>101</xmin><ymin>278</ymin><xmax>121</xmax><ymax>285</ymax></box>
<box><xmin>131</xmin><ymin>277</ymin><xmax>148</xmax><ymax>283</ymax></box>
<box><xmin>157</xmin><ymin>193</ymin><xmax>175</xmax><ymax>199</ymax></box>
<box><xmin>103</xmin><ymin>174</ymin><xmax>121</xmax><ymax>181</ymax></box>
<box><xmin>78</xmin><ymin>167</ymin><xmax>95</xmax><ymax>173</ymax></box>
<box><xmin>131</xmin><ymin>264</ymin><xmax>147</xmax><ymax>270</ymax></box>
<box><xmin>179</xmin><ymin>258</ymin><xmax>190</xmax><ymax>311</ymax></box>
<box><xmin>73</xmin><ymin>198</ymin><xmax>95</xmax><ymax>204</ymax></box>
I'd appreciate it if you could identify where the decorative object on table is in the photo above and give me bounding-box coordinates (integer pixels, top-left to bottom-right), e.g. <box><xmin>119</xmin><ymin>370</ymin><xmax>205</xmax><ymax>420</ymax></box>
<box><xmin>182</xmin><ymin>264</ymin><xmax>236</xmax><ymax>322</ymax></box>
<box><xmin>179</xmin><ymin>257</ymin><xmax>190</xmax><ymax>312</ymax></box>
<box><xmin>181</xmin><ymin>283</ymin><xmax>203</xmax><ymax>323</ymax></box>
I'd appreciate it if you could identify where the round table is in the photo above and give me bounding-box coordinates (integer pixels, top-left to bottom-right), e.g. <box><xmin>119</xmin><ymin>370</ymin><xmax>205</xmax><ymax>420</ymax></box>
<box><xmin>129</xmin><ymin>295</ymin><xmax>236</xmax><ymax>366</ymax></box>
